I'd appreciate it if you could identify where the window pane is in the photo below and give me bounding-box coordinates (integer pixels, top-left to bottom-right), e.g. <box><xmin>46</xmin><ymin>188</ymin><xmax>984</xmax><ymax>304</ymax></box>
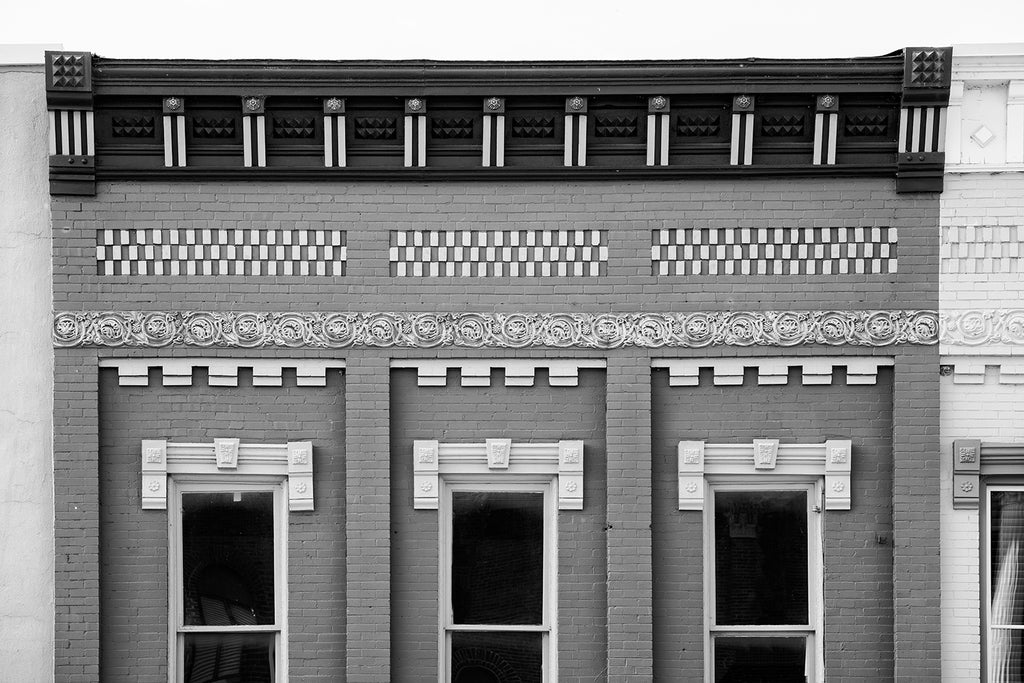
<box><xmin>991</xmin><ymin>627</ymin><xmax>1024</xmax><ymax>682</ymax></box>
<box><xmin>714</xmin><ymin>636</ymin><xmax>806</xmax><ymax>682</ymax></box>
<box><xmin>182</xmin><ymin>491</ymin><xmax>275</xmax><ymax>626</ymax></box>
<box><xmin>991</xmin><ymin>491</ymin><xmax>1024</xmax><ymax>627</ymax></box>
<box><xmin>451</xmin><ymin>631</ymin><xmax>542</xmax><ymax>683</ymax></box>
<box><xmin>715</xmin><ymin>490</ymin><xmax>808</xmax><ymax>625</ymax></box>
<box><xmin>452</xmin><ymin>491</ymin><xmax>544</xmax><ymax>625</ymax></box>
<box><xmin>183</xmin><ymin>632</ymin><xmax>275</xmax><ymax>683</ymax></box>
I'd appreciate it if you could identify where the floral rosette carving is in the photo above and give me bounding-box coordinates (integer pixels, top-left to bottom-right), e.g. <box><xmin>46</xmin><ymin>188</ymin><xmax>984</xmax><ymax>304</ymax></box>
<box><xmin>363</xmin><ymin>314</ymin><xmax>402</xmax><ymax>346</ymax></box>
<box><xmin>998</xmin><ymin>310</ymin><xmax>1024</xmax><ymax>345</ymax></box>
<box><xmin>816</xmin><ymin>311</ymin><xmax>853</xmax><ymax>345</ymax></box>
<box><xmin>94</xmin><ymin>313</ymin><xmax>132</xmax><ymax>347</ymax></box>
<box><xmin>542</xmin><ymin>314</ymin><xmax>581</xmax><ymax>347</ymax></box>
<box><xmin>53</xmin><ymin>312</ymin><xmax>88</xmax><ymax>347</ymax></box>
<box><xmin>140</xmin><ymin>312</ymin><xmax>177</xmax><ymax>347</ymax></box>
<box><xmin>722</xmin><ymin>312</ymin><xmax>759</xmax><ymax>346</ymax></box>
<box><xmin>951</xmin><ymin>310</ymin><xmax>991</xmax><ymax>345</ymax></box>
<box><xmin>681</xmin><ymin>313</ymin><xmax>717</xmax><ymax>347</ymax></box>
<box><xmin>633</xmin><ymin>314</ymin><xmax>673</xmax><ymax>347</ymax></box>
<box><xmin>226</xmin><ymin>312</ymin><xmax>268</xmax><ymax>348</ymax></box>
<box><xmin>906</xmin><ymin>311</ymin><xmax>938</xmax><ymax>345</ymax></box>
<box><xmin>453</xmin><ymin>314</ymin><xmax>489</xmax><ymax>347</ymax></box>
<box><xmin>269</xmin><ymin>313</ymin><xmax>313</xmax><ymax>347</ymax></box>
<box><xmin>319</xmin><ymin>313</ymin><xmax>357</xmax><ymax>347</ymax></box>
<box><xmin>766</xmin><ymin>312</ymin><xmax>809</xmax><ymax>347</ymax></box>
<box><xmin>589</xmin><ymin>314</ymin><xmax>627</xmax><ymax>348</ymax></box>
<box><xmin>181</xmin><ymin>312</ymin><xmax>220</xmax><ymax>347</ymax></box>
<box><xmin>410</xmin><ymin>314</ymin><xmax>447</xmax><ymax>348</ymax></box>
<box><xmin>499</xmin><ymin>314</ymin><xmax>538</xmax><ymax>348</ymax></box>
<box><xmin>863</xmin><ymin>311</ymin><xmax>899</xmax><ymax>345</ymax></box>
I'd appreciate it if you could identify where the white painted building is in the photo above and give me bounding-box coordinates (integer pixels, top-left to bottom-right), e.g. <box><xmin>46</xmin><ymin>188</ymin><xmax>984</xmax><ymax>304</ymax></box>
<box><xmin>0</xmin><ymin>43</ymin><xmax>57</xmax><ymax>683</ymax></box>
<box><xmin>940</xmin><ymin>43</ymin><xmax>1024</xmax><ymax>683</ymax></box>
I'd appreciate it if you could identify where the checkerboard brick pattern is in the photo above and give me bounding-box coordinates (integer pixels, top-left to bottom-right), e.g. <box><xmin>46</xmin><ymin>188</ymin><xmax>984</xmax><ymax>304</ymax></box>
<box><xmin>941</xmin><ymin>225</ymin><xmax>1024</xmax><ymax>274</ymax></box>
<box><xmin>95</xmin><ymin>227</ymin><xmax>347</xmax><ymax>275</ymax></box>
<box><xmin>651</xmin><ymin>227</ymin><xmax>898</xmax><ymax>275</ymax></box>
<box><xmin>389</xmin><ymin>229</ymin><xmax>608</xmax><ymax>276</ymax></box>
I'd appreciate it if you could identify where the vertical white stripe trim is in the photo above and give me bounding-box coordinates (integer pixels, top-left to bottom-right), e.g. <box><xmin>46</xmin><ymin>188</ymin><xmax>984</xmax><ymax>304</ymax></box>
<box><xmin>418</xmin><ymin>116</ymin><xmax>427</xmax><ymax>167</ymax></box>
<box><xmin>60</xmin><ymin>111</ymin><xmax>70</xmax><ymax>156</ymax></box>
<box><xmin>176</xmin><ymin>116</ymin><xmax>186</xmax><ymax>166</ymax></box>
<box><xmin>163</xmin><ymin>116</ymin><xmax>174</xmax><ymax>167</ymax></box>
<box><xmin>730</xmin><ymin>113</ymin><xmax>740</xmax><ymax>165</ymax></box>
<box><xmin>577</xmin><ymin>114</ymin><xmax>587</xmax><ymax>166</ymax></box>
<box><xmin>256</xmin><ymin>115</ymin><xmax>266</xmax><ymax>167</ymax></box>
<box><xmin>324</xmin><ymin>115</ymin><xmax>333</xmax><ymax>167</ymax></box>
<box><xmin>85</xmin><ymin>111</ymin><xmax>94</xmax><ymax>155</ymax></box>
<box><xmin>564</xmin><ymin>115</ymin><xmax>573</xmax><ymax>166</ymax></box>
<box><xmin>482</xmin><ymin>115</ymin><xmax>492</xmax><ymax>167</ymax></box>
<box><xmin>743</xmin><ymin>113</ymin><xmax>753</xmax><ymax>165</ymax></box>
<box><xmin>48</xmin><ymin>111</ymin><xmax>57</xmax><ymax>155</ymax></box>
<box><xmin>813</xmin><ymin>112</ymin><xmax>824</xmax><ymax>165</ymax></box>
<box><xmin>826</xmin><ymin>113</ymin><xmax>837</xmax><ymax>165</ymax></box>
<box><xmin>72</xmin><ymin>111</ymin><xmax>83</xmax><ymax>155</ymax></box>
<box><xmin>936</xmin><ymin>108</ymin><xmax>946</xmax><ymax>153</ymax></box>
<box><xmin>337</xmin><ymin>117</ymin><xmax>346</xmax><ymax>167</ymax></box>
<box><xmin>660</xmin><ymin>114</ymin><xmax>669</xmax><ymax>166</ymax></box>
<box><xmin>911</xmin><ymin>108</ymin><xmax>922</xmax><ymax>153</ymax></box>
<box><xmin>898</xmin><ymin>108</ymin><xmax>909</xmax><ymax>153</ymax></box>
<box><xmin>924</xmin><ymin>107</ymin><xmax>935</xmax><ymax>153</ymax></box>
<box><xmin>242</xmin><ymin>116</ymin><xmax>253</xmax><ymax>167</ymax></box>
<box><xmin>495</xmin><ymin>116</ymin><xmax>504</xmax><ymax>167</ymax></box>
<box><xmin>404</xmin><ymin>115</ymin><xmax>413</xmax><ymax>167</ymax></box>
<box><xmin>646</xmin><ymin>114</ymin><xmax>656</xmax><ymax>166</ymax></box>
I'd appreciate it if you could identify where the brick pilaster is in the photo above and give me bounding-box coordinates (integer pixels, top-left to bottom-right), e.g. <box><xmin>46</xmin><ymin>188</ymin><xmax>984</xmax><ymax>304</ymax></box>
<box><xmin>606</xmin><ymin>352</ymin><xmax>653</xmax><ymax>679</ymax></box>
<box><xmin>345</xmin><ymin>354</ymin><xmax>391</xmax><ymax>681</ymax></box>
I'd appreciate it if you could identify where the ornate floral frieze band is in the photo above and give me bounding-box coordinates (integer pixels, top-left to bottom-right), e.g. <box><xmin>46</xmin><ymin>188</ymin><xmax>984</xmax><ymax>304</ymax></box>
<box><xmin>54</xmin><ymin>310</ymin><xmax>938</xmax><ymax>349</ymax></box>
<box><xmin>940</xmin><ymin>310</ymin><xmax>1024</xmax><ymax>346</ymax></box>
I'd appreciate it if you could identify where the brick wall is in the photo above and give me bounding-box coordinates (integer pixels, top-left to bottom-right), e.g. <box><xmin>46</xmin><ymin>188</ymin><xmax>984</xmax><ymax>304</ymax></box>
<box><xmin>389</xmin><ymin>368</ymin><xmax>607</xmax><ymax>682</ymax></box>
<box><xmin>651</xmin><ymin>366</ymin><xmax>896</xmax><ymax>682</ymax></box>
<box><xmin>96</xmin><ymin>367</ymin><xmax>346</xmax><ymax>682</ymax></box>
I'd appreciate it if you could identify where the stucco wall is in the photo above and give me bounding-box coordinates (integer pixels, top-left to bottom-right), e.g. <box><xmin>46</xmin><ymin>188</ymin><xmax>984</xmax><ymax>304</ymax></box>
<box><xmin>0</xmin><ymin>63</ymin><xmax>54</xmax><ymax>680</ymax></box>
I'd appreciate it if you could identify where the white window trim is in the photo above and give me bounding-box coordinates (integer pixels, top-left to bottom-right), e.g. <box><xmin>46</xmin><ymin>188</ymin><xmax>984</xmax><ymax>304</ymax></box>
<box><xmin>439</xmin><ymin>476</ymin><xmax>558</xmax><ymax>683</ymax></box>
<box><xmin>141</xmin><ymin>438</ymin><xmax>314</xmax><ymax>512</ymax></box>
<box><xmin>168</xmin><ymin>476</ymin><xmax>289</xmax><ymax>683</ymax></box>
<box><xmin>982</xmin><ymin>483</ymin><xmax>1024</xmax><ymax>683</ymax></box>
<box><xmin>704</xmin><ymin>478</ymin><xmax>825</xmax><ymax>683</ymax></box>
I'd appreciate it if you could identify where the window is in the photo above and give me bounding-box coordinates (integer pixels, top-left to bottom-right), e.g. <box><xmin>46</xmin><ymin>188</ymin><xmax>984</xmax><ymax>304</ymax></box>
<box><xmin>169</xmin><ymin>479</ymin><xmax>287</xmax><ymax>683</ymax></box>
<box><xmin>440</xmin><ymin>479</ymin><xmax>557</xmax><ymax>683</ymax></box>
<box><xmin>705</xmin><ymin>481</ymin><xmax>822</xmax><ymax>683</ymax></box>
<box><xmin>985</xmin><ymin>485</ymin><xmax>1024</xmax><ymax>682</ymax></box>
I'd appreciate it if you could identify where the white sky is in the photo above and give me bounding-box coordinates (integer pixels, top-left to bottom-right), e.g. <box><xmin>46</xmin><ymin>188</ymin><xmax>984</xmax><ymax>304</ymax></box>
<box><xmin>3</xmin><ymin>0</ymin><xmax>1023</xmax><ymax>61</ymax></box>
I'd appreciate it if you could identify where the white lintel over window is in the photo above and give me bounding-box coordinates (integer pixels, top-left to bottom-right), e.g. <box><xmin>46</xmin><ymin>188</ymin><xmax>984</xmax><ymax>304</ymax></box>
<box><xmin>141</xmin><ymin>438</ymin><xmax>314</xmax><ymax>512</ymax></box>
<box><xmin>677</xmin><ymin>438</ymin><xmax>852</xmax><ymax>511</ymax></box>
<box><xmin>412</xmin><ymin>439</ymin><xmax>584</xmax><ymax>510</ymax></box>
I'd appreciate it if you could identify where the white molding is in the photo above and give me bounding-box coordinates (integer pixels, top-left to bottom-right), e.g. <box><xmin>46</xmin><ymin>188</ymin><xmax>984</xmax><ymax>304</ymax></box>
<box><xmin>392</xmin><ymin>359</ymin><xmax>606</xmax><ymax>387</ymax></box>
<box><xmin>941</xmin><ymin>357</ymin><xmax>1024</xmax><ymax>384</ymax></box>
<box><xmin>101</xmin><ymin>357</ymin><xmax>344</xmax><ymax>387</ymax></box>
<box><xmin>413</xmin><ymin>439</ymin><xmax>584</xmax><ymax>510</ymax></box>
<box><xmin>140</xmin><ymin>438</ymin><xmax>315</xmax><ymax>511</ymax></box>
<box><xmin>653</xmin><ymin>356</ymin><xmax>893</xmax><ymax>386</ymax></box>
<box><xmin>678</xmin><ymin>439</ymin><xmax>852</xmax><ymax>511</ymax></box>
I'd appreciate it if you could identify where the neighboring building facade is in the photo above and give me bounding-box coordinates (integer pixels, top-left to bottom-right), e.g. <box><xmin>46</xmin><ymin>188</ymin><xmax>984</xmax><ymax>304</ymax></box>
<box><xmin>0</xmin><ymin>44</ymin><xmax>56</xmax><ymax>683</ymax></box>
<box><xmin>46</xmin><ymin>49</ymin><xmax>951</xmax><ymax>681</ymax></box>
<box><xmin>940</xmin><ymin>43</ymin><xmax>1024</xmax><ymax>683</ymax></box>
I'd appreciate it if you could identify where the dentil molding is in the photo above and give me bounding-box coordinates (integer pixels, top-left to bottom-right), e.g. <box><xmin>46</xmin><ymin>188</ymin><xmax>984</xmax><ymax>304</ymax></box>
<box><xmin>53</xmin><ymin>310</ymin><xmax>939</xmax><ymax>349</ymax></box>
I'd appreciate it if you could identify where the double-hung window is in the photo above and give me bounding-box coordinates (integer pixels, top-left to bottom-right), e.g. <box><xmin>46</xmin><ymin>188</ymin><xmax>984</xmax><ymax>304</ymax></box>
<box><xmin>985</xmin><ymin>485</ymin><xmax>1024</xmax><ymax>681</ymax></box>
<box><xmin>440</xmin><ymin>478</ymin><xmax>557</xmax><ymax>683</ymax></box>
<box><xmin>706</xmin><ymin>481</ymin><xmax>822</xmax><ymax>683</ymax></box>
<box><xmin>169</xmin><ymin>478</ymin><xmax>287</xmax><ymax>683</ymax></box>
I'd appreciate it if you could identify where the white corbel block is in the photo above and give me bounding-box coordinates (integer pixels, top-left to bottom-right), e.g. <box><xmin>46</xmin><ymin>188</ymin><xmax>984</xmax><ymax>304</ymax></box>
<box><xmin>824</xmin><ymin>439</ymin><xmax>852</xmax><ymax>510</ymax></box>
<box><xmin>558</xmin><ymin>440</ymin><xmax>584</xmax><ymax>510</ymax></box>
<box><xmin>487</xmin><ymin>438</ymin><xmax>512</xmax><ymax>469</ymax></box>
<box><xmin>753</xmin><ymin>438</ymin><xmax>779</xmax><ymax>470</ymax></box>
<box><xmin>678</xmin><ymin>440</ymin><xmax>705</xmax><ymax>510</ymax></box>
<box><xmin>141</xmin><ymin>439</ymin><xmax>167</xmax><ymax>509</ymax></box>
<box><xmin>413</xmin><ymin>439</ymin><xmax>439</xmax><ymax>509</ymax></box>
<box><xmin>287</xmin><ymin>441</ymin><xmax>314</xmax><ymax>511</ymax></box>
<box><xmin>214</xmin><ymin>438</ymin><xmax>240</xmax><ymax>469</ymax></box>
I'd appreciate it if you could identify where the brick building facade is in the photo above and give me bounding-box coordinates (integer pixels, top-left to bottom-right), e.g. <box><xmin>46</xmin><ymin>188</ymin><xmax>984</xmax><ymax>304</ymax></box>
<box><xmin>42</xmin><ymin>48</ymin><xmax>958</xmax><ymax>681</ymax></box>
